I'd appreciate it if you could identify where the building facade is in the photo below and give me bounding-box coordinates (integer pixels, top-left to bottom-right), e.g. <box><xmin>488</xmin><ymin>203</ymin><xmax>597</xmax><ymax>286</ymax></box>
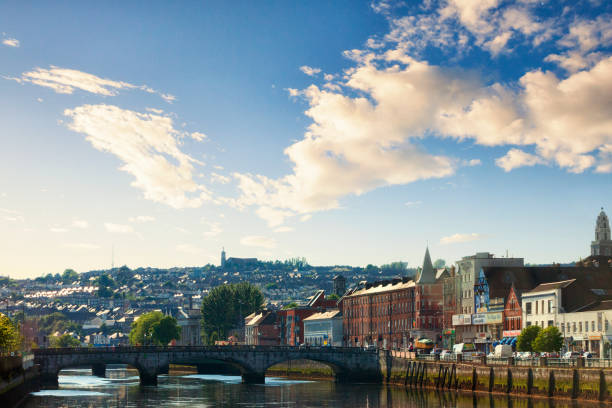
<box><xmin>592</xmin><ymin>208</ymin><xmax>612</xmax><ymax>256</ymax></box>
<box><xmin>303</xmin><ymin>310</ymin><xmax>343</xmax><ymax>346</ymax></box>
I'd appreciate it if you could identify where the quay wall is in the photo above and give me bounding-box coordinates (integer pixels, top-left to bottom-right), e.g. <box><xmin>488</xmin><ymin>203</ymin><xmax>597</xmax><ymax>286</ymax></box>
<box><xmin>379</xmin><ymin>352</ymin><xmax>612</xmax><ymax>402</ymax></box>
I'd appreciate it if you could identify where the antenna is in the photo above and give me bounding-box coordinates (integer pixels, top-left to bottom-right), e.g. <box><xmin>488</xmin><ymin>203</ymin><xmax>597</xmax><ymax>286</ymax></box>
<box><xmin>111</xmin><ymin>244</ymin><xmax>114</xmax><ymax>270</ymax></box>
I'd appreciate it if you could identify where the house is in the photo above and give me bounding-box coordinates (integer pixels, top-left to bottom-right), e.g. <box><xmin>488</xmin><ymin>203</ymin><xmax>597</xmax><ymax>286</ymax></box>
<box><xmin>304</xmin><ymin>309</ymin><xmax>342</xmax><ymax>346</ymax></box>
<box><xmin>244</xmin><ymin>310</ymin><xmax>279</xmax><ymax>346</ymax></box>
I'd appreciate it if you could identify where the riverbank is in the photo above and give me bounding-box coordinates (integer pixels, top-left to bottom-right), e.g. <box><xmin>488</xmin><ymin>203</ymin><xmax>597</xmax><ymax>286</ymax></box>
<box><xmin>0</xmin><ymin>356</ymin><xmax>40</xmax><ymax>408</ymax></box>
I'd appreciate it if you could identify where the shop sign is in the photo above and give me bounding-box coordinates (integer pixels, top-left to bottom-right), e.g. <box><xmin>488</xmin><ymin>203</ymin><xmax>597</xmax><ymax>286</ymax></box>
<box><xmin>472</xmin><ymin>313</ymin><xmax>486</xmax><ymax>325</ymax></box>
<box><xmin>485</xmin><ymin>312</ymin><xmax>503</xmax><ymax>324</ymax></box>
<box><xmin>444</xmin><ymin>329</ymin><xmax>455</xmax><ymax>335</ymax></box>
<box><xmin>503</xmin><ymin>330</ymin><xmax>521</xmax><ymax>337</ymax></box>
<box><xmin>589</xmin><ymin>334</ymin><xmax>602</xmax><ymax>340</ymax></box>
<box><xmin>452</xmin><ymin>314</ymin><xmax>472</xmax><ymax>326</ymax></box>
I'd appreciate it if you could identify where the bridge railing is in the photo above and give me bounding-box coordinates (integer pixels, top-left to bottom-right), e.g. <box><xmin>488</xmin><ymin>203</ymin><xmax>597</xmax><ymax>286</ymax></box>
<box><xmin>33</xmin><ymin>345</ymin><xmax>379</xmax><ymax>355</ymax></box>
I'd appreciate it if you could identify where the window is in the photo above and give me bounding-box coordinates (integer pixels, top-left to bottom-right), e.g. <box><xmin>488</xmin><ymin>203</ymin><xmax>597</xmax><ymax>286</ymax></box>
<box><xmin>548</xmin><ymin>300</ymin><xmax>552</xmax><ymax>314</ymax></box>
<box><xmin>561</xmin><ymin>323</ymin><xmax>565</xmax><ymax>333</ymax></box>
<box><xmin>579</xmin><ymin>322</ymin><xmax>582</xmax><ymax>332</ymax></box>
<box><xmin>541</xmin><ymin>300</ymin><xmax>545</xmax><ymax>314</ymax></box>
<box><xmin>548</xmin><ymin>320</ymin><xmax>553</xmax><ymax>327</ymax></box>
<box><xmin>606</xmin><ymin>320</ymin><xmax>609</xmax><ymax>331</ymax></box>
<box><xmin>592</xmin><ymin>321</ymin><xmax>595</xmax><ymax>332</ymax></box>
<box><xmin>535</xmin><ymin>301</ymin><xmax>538</xmax><ymax>314</ymax></box>
<box><xmin>526</xmin><ymin>302</ymin><xmax>532</xmax><ymax>315</ymax></box>
<box><xmin>585</xmin><ymin>322</ymin><xmax>589</xmax><ymax>332</ymax></box>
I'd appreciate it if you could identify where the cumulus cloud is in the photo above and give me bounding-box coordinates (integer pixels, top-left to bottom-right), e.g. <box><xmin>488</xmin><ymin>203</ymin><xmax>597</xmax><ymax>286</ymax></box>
<box><xmin>5</xmin><ymin>66</ymin><xmax>175</xmax><ymax>102</ymax></box>
<box><xmin>64</xmin><ymin>104</ymin><xmax>211</xmax><ymax>209</ymax></box>
<box><xmin>440</xmin><ymin>232</ymin><xmax>484</xmax><ymax>244</ymax></box>
<box><xmin>300</xmin><ymin>65</ymin><xmax>321</xmax><ymax>76</ymax></box>
<box><xmin>255</xmin><ymin>206</ymin><xmax>294</xmax><ymax>228</ymax></box>
<box><xmin>210</xmin><ymin>172</ymin><xmax>231</xmax><ymax>184</ymax></box>
<box><xmin>496</xmin><ymin>148</ymin><xmax>545</xmax><ymax>172</ymax></box>
<box><xmin>190</xmin><ymin>132</ymin><xmax>207</xmax><ymax>141</ymax></box>
<box><xmin>104</xmin><ymin>223</ymin><xmax>134</xmax><ymax>234</ymax></box>
<box><xmin>240</xmin><ymin>235</ymin><xmax>277</xmax><ymax>249</ymax></box>
<box><xmin>2</xmin><ymin>37</ymin><xmax>19</xmax><ymax>47</ymax></box>
<box><xmin>274</xmin><ymin>226</ymin><xmax>294</xmax><ymax>233</ymax></box>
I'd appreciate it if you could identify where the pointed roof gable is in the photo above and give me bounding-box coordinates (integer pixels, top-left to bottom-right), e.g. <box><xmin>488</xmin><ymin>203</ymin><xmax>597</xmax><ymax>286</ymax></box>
<box><xmin>417</xmin><ymin>247</ymin><xmax>435</xmax><ymax>284</ymax></box>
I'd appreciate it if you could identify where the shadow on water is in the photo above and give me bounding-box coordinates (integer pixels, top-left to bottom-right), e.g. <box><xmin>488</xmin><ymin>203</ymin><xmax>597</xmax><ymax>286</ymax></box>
<box><xmin>19</xmin><ymin>368</ymin><xmax>601</xmax><ymax>408</ymax></box>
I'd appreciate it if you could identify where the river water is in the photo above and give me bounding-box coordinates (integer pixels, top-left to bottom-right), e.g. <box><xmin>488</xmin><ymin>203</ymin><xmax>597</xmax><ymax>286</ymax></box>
<box><xmin>21</xmin><ymin>368</ymin><xmax>592</xmax><ymax>408</ymax></box>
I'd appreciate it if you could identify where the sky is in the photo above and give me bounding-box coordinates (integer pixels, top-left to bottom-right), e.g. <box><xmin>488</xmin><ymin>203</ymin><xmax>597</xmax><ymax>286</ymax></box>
<box><xmin>1</xmin><ymin>0</ymin><xmax>611</xmax><ymax>279</ymax></box>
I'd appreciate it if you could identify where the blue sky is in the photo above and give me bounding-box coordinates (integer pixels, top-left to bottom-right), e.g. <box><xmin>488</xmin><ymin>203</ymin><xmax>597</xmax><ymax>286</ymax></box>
<box><xmin>1</xmin><ymin>1</ymin><xmax>611</xmax><ymax>278</ymax></box>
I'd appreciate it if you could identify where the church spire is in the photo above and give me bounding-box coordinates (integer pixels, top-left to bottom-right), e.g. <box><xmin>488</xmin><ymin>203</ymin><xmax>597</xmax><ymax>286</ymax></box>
<box><xmin>417</xmin><ymin>246</ymin><xmax>435</xmax><ymax>284</ymax></box>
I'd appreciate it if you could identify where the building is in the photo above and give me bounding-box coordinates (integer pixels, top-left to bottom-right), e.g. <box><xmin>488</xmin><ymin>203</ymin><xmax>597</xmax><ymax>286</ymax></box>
<box><xmin>341</xmin><ymin>248</ymin><xmax>444</xmax><ymax>350</ymax></box>
<box><xmin>221</xmin><ymin>247</ymin><xmax>226</xmax><ymax>269</ymax></box>
<box><xmin>304</xmin><ymin>310</ymin><xmax>343</xmax><ymax>346</ymax></box>
<box><xmin>244</xmin><ymin>310</ymin><xmax>279</xmax><ymax>345</ymax></box>
<box><xmin>333</xmin><ymin>275</ymin><xmax>346</xmax><ymax>297</ymax></box>
<box><xmin>278</xmin><ymin>290</ymin><xmax>338</xmax><ymax>346</ymax></box>
<box><xmin>592</xmin><ymin>208</ymin><xmax>612</xmax><ymax>256</ymax></box>
<box><xmin>176</xmin><ymin>307</ymin><xmax>202</xmax><ymax>346</ymax></box>
<box><xmin>502</xmin><ymin>285</ymin><xmax>522</xmax><ymax>342</ymax></box>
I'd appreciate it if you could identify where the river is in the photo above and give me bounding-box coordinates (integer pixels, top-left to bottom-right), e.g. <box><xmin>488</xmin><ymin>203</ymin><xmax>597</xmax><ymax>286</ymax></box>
<box><xmin>20</xmin><ymin>368</ymin><xmax>594</xmax><ymax>407</ymax></box>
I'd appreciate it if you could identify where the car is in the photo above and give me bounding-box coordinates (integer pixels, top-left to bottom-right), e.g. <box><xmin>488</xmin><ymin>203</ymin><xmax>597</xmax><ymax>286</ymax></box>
<box><xmin>487</xmin><ymin>352</ymin><xmax>495</xmax><ymax>358</ymax></box>
<box><xmin>562</xmin><ymin>351</ymin><xmax>581</xmax><ymax>359</ymax></box>
<box><xmin>583</xmin><ymin>352</ymin><xmax>593</xmax><ymax>358</ymax></box>
<box><xmin>430</xmin><ymin>348</ymin><xmax>443</xmax><ymax>355</ymax></box>
<box><xmin>439</xmin><ymin>350</ymin><xmax>451</xmax><ymax>360</ymax></box>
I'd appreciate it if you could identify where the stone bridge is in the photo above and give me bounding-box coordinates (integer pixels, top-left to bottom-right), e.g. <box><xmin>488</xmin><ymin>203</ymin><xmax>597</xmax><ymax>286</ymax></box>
<box><xmin>33</xmin><ymin>345</ymin><xmax>382</xmax><ymax>385</ymax></box>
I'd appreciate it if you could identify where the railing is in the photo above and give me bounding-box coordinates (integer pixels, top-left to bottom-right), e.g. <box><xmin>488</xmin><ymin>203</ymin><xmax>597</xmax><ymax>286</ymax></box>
<box><xmin>515</xmin><ymin>357</ymin><xmax>539</xmax><ymax>366</ymax></box>
<box><xmin>415</xmin><ymin>354</ymin><xmax>438</xmax><ymax>361</ymax></box>
<box><xmin>547</xmin><ymin>358</ymin><xmax>577</xmax><ymax>367</ymax></box>
<box><xmin>486</xmin><ymin>357</ymin><xmax>511</xmax><ymax>365</ymax></box>
<box><xmin>585</xmin><ymin>358</ymin><xmax>612</xmax><ymax>368</ymax></box>
<box><xmin>33</xmin><ymin>345</ymin><xmax>378</xmax><ymax>355</ymax></box>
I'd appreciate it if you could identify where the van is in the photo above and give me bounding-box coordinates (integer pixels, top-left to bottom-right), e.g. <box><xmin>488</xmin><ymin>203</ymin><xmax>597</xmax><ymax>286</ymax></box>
<box><xmin>494</xmin><ymin>344</ymin><xmax>513</xmax><ymax>358</ymax></box>
<box><xmin>452</xmin><ymin>342</ymin><xmax>477</xmax><ymax>356</ymax></box>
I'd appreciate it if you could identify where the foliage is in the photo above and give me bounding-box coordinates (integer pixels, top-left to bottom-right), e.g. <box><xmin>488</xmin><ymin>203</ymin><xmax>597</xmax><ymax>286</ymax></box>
<box><xmin>284</xmin><ymin>257</ymin><xmax>309</xmax><ymax>269</ymax></box>
<box><xmin>61</xmin><ymin>269</ymin><xmax>79</xmax><ymax>284</ymax></box>
<box><xmin>433</xmin><ymin>259</ymin><xmax>446</xmax><ymax>268</ymax></box>
<box><xmin>380</xmin><ymin>261</ymin><xmax>408</xmax><ymax>275</ymax></box>
<box><xmin>533</xmin><ymin>326</ymin><xmax>563</xmax><ymax>352</ymax></box>
<box><xmin>38</xmin><ymin>312</ymin><xmax>82</xmax><ymax>336</ymax></box>
<box><xmin>50</xmin><ymin>334</ymin><xmax>81</xmax><ymax>348</ymax></box>
<box><xmin>153</xmin><ymin>316</ymin><xmax>182</xmax><ymax>345</ymax></box>
<box><xmin>327</xmin><ymin>294</ymin><xmax>340</xmax><ymax>301</ymax></box>
<box><xmin>282</xmin><ymin>302</ymin><xmax>298</xmax><ymax>309</ymax></box>
<box><xmin>265</xmin><ymin>282</ymin><xmax>278</xmax><ymax>290</ymax></box>
<box><xmin>201</xmin><ymin>282</ymin><xmax>264</xmax><ymax>343</ymax></box>
<box><xmin>129</xmin><ymin>311</ymin><xmax>181</xmax><ymax>346</ymax></box>
<box><xmin>517</xmin><ymin>325</ymin><xmax>542</xmax><ymax>352</ymax></box>
<box><xmin>96</xmin><ymin>274</ymin><xmax>116</xmax><ymax>298</ymax></box>
<box><xmin>0</xmin><ymin>313</ymin><xmax>21</xmax><ymax>352</ymax></box>
<box><xmin>365</xmin><ymin>264</ymin><xmax>379</xmax><ymax>274</ymax></box>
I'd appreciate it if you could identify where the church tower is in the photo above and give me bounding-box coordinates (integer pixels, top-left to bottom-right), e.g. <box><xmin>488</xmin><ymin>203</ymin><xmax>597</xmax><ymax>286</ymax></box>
<box><xmin>592</xmin><ymin>208</ymin><xmax>612</xmax><ymax>256</ymax></box>
<box><xmin>417</xmin><ymin>246</ymin><xmax>436</xmax><ymax>284</ymax></box>
<box><xmin>221</xmin><ymin>247</ymin><xmax>226</xmax><ymax>269</ymax></box>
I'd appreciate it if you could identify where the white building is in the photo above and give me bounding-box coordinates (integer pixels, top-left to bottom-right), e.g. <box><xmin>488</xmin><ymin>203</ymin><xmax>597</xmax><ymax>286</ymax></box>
<box><xmin>304</xmin><ymin>310</ymin><xmax>342</xmax><ymax>347</ymax></box>
<box><xmin>522</xmin><ymin>280</ymin><xmax>612</xmax><ymax>356</ymax></box>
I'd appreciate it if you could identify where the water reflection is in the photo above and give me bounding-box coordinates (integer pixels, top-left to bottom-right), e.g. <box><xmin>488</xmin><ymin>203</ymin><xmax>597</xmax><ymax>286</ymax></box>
<box><xmin>22</xmin><ymin>368</ymin><xmax>595</xmax><ymax>408</ymax></box>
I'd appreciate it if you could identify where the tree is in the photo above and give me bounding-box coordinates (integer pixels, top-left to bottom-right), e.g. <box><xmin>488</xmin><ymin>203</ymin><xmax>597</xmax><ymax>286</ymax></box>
<box><xmin>129</xmin><ymin>311</ymin><xmax>181</xmax><ymax>346</ymax></box>
<box><xmin>153</xmin><ymin>316</ymin><xmax>181</xmax><ymax>345</ymax></box>
<box><xmin>381</xmin><ymin>261</ymin><xmax>408</xmax><ymax>275</ymax></box>
<box><xmin>433</xmin><ymin>259</ymin><xmax>446</xmax><ymax>268</ymax></box>
<box><xmin>50</xmin><ymin>334</ymin><xmax>81</xmax><ymax>348</ymax></box>
<box><xmin>0</xmin><ymin>313</ymin><xmax>21</xmax><ymax>352</ymax></box>
<box><xmin>327</xmin><ymin>294</ymin><xmax>340</xmax><ymax>301</ymax></box>
<box><xmin>517</xmin><ymin>325</ymin><xmax>542</xmax><ymax>352</ymax></box>
<box><xmin>96</xmin><ymin>274</ymin><xmax>116</xmax><ymax>298</ymax></box>
<box><xmin>61</xmin><ymin>269</ymin><xmax>79</xmax><ymax>284</ymax></box>
<box><xmin>201</xmin><ymin>282</ymin><xmax>264</xmax><ymax>343</ymax></box>
<box><xmin>282</xmin><ymin>302</ymin><xmax>298</xmax><ymax>309</ymax></box>
<box><xmin>533</xmin><ymin>326</ymin><xmax>563</xmax><ymax>352</ymax></box>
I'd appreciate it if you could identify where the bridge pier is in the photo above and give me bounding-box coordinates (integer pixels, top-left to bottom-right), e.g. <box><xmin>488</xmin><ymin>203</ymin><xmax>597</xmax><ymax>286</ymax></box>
<box><xmin>92</xmin><ymin>364</ymin><xmax>106</xmax><ymax>378</ymax></box>
<box><xmin>242</xmin><ymin>372</ymin><xmax>266</xmax><ymax>384</ymax></box>
<box><xmin>139</xmin><ymin>369</ymin><xmax>158</xmax><ymax>386</ymax></box>
<box><xmin>40</xmin><ymin>372</ymin><xmax>59</xmax><ymax>387</ymax></box>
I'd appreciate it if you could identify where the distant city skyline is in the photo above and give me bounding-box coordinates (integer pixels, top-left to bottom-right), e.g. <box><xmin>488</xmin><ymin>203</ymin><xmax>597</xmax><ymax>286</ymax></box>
<box><xmin>1</xmin><ymin>1</ymin><xmax>611</xmax><ymax>278</ymax></box>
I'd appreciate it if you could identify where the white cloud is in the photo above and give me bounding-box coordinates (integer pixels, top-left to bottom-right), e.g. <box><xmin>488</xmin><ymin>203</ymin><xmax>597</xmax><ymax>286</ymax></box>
<box><xmin>0</xmin><ymin>208</ymin><xmax>24</xmax><ymax>222</ymax></box>
<box><xmin>300</xmin><ymin>214</ymin><xmax>312</xmax><ymax>222</ymax></box>
<box><xmin>36</xmin><ymin>97</ymin><xmax>43</xmax><ymax>103</ymax></box>
<box><xmin>300</xmin><ymin>65</ymin><xmax>322</xmax><ymax>76</ymax></box>
<box><xmin>6</xmin><ymin>66</ymin><xmax>175</xmax><ymax>102</ymax></box>
<box><xmin>440</xmin><ymin>232</ymin><xmax>484</xmax><ymax>244</ymax></box>
<box><xmin>255</xmin><ymin>206</ymin><xmax>294</xmax><ymax>228</ymax></box>
<box><xmin>64</xmin><ymin>104</ymin><xmax>211</xmax><ymax>209</ymax></box>
<box><xmin>495</xmin><ymin>148</ymin><xmax>545</xmax><ymax>172</ymax></box>
<box><xmin>274</xmin><ymin>226</ymin><xmax>294</xmax><ymax>233</ymax></box>
<box><xmin>240</xmin><ymin>235</ymin><xmax>277</xmax><ymax>249</ymax></box>
<box><xmin>2</xmin><ymin>38</ymin><xmax>19</xmax><ymax>47</ymax></box>
<box><xmin>467</xmin><ymin>159</ymin><xmax>482</xmax><ymax>166</ymax></box>
<box><xmin>405</xmin><ymin>200</ymin><xmax>422</xmax><ymax>207</ymax></box>
<box><xmin>104</xmin><ymin>223</ymin><xmax>134</xmax><ymax>234</ymax></box>
<box><xmin>63</xmin><ymin>243</ymin><xmax>100</xmax><ymax>250</ymax></box>
<box><xmin>210</xmin><ymin>172</ymin><xmax>231</xmax><ymax>184</ymax></box>
<box><xmin>191</xmin><ymin>132</ymin><xmax>207</xmax><ymax>142</ymax></box>
<box><xmin>50</xmin><ymin>227</ymin><xmax>68</xmax><ymax>233</ymax></box>
<box><xmin>129</xmin><ymin>216</ymin><xmax>155</xmax><ymax>223</ymax></box>
<box><xmin>72</xmin><ymin>219</ymin><xmax>89</xmax><ymax>229</ymax></box>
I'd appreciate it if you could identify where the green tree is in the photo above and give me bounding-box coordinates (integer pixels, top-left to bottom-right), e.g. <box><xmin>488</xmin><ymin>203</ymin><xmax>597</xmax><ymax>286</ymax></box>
<box><xmin>96</xmin><ymin>274</ymin><xmax>116</xmax><ymax>298</ymax></box>
<box><xmin>50</xmin><ymin>334</ymin><xmax>81</xmax><ymax>348</ymax></box>
<box><xmin>61</xmin><ymin>269</ymin><xmax>79</xmax><ymax>284</ymax></box>
<box><xmin>433</xmin><ymin>259</ymin><xmax>446</xmax><ymax>268</ymax></box>
<box><xmin>129</xmin><ymin>311</ymin><xmax>181</xmax><ymax>346</ymax></box>
<box><xmin>200</xmin><ymin>282</ymin><xmax>264</xmax><ymax>343</ymax></box>
<box><xmin>0</xmin><ymin>313</ymin><xmax>21</xmax><ymax>352</ymax></box>
<box><xmin>381</xmin><ymin>261</ymin><xmax>408</xmax><ymax>275</ymax></box>
<box><xmin>153</xmin><ymin>316</ymin><xmax>182</xmax><ymax>345</ymax></box>
<box><xmin>533</xmin><ymin>326</ymin><xmax>563</xmax><ymax>352</ymax></box>
<box><xmin>517</xmin><ymin>325</ymin><xmax>542</xmax><ymax>352</ymax></box>
<box><xmin>327</xmin><ymin>294</ymin><xmax>340</xmax><ymax>301</ymax></box>
<box><xmin>282</xmin><ymin>302</ymin><xmax>298</xmax><ymax>309</ymax></box>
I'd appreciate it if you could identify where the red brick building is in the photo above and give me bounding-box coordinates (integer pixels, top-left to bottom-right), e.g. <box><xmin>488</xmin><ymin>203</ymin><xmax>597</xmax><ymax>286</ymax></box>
<box><xmin>244</xmin><ymin>310</ymin><xmax>279</xmax><ymax>345</ymax></box>
<box><xmin>278</xmin><ymin>290</ymin><xmax>338</xmax><ymax>346</ymax></box>
<box><xmin>503</xmin><ymin>285</ymin><xmax>522</xmax><ymax>333</ymax></box>
<box><xmin>341</xmin><ymin>248</ymin><xmax>444</xmax><ymax>349</ymax></box>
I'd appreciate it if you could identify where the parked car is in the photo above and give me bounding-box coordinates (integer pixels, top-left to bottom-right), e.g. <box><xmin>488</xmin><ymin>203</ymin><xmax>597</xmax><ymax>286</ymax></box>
<box><xmin>430</xmin><ymin>348</ymin><xmax>443</xmax><ymax>355</ymax></box>
<box><xmin>583</xmin><ymin>352</ymin><xmax>593</xmax><ymax>358</ymax></box>
<box><xmin>562</xmin><ymin>351</ymin><xmax>581</xmax><ymax>359</ymax></box>
<box><xmin>439</xmin><ymin>350</ymin><xmax>451</xmax><ymax>360</ymax></box>
<box><xmin>487</xmin><ymin>352</ymin><xmax>495</xmax><ymax>358</ymax></box>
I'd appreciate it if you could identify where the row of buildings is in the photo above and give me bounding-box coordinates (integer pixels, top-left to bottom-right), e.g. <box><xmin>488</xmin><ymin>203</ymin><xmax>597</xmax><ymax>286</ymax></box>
<box><xmin>244</xmin><ymin>209</ymin><xmax>612</xmax><ymax>356</ymax></box>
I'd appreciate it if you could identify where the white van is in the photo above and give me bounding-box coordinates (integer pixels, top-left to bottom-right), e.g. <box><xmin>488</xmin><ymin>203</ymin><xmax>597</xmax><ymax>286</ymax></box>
<box><xmin>494</xmin><ymin>344</ymin><xmax>513</xmax><ymax>358</ymax></box>
<box><xmin>452</xmin><ymin>343</ymin><xmax>477</xmax><ymax>357</ymax></box>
